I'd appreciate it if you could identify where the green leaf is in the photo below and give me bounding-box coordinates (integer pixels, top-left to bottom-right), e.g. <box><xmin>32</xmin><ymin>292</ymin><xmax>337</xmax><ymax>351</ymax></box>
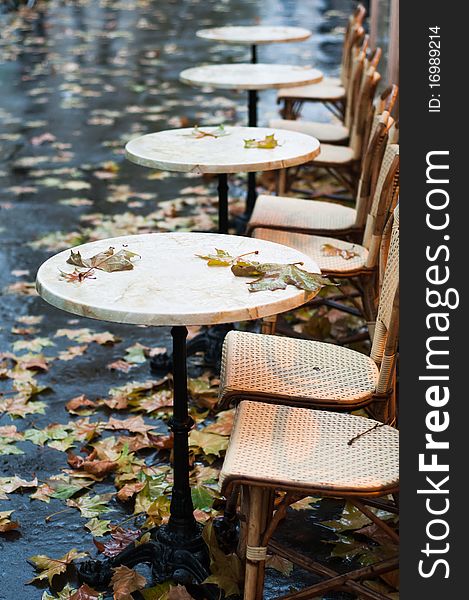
<box><xmin>67</xmin><ymin>493</ymin><xmax>114</xmax><ymax>518</ymax></box>
<box><xmin>195</xmin><ymin>248</ymin><xmax>236</xmax><ymax>266</ymax></box>
<box><xmin>189</xmin><ymin>430</ymin><xmax>229</xmax><ymax>457</ymax></box>
<box><xmin>191</xmin><ymin>485</ymin><xmax>215</xmax><ymax>511</ymax></box>
<box><xmin>141</xmin><ymin>582</ymin><xmax>173</xmax><ymax>600</ymax></box>
<box><xmin>84</xmin><ymin>518</ymin><xmax>112</xmax><ymax>537</ymax></box>
<box><xmin>244</xmin><ymin>134</ymin><xmax>279</xmax><ymax>149</ymax></box>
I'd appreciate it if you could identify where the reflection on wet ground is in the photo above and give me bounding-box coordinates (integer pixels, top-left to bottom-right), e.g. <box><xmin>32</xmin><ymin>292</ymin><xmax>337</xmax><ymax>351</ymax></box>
<box><xmin>0</xmin><ymin>1</ymin><xmax>366</xmax><ymax>598</ymax></box>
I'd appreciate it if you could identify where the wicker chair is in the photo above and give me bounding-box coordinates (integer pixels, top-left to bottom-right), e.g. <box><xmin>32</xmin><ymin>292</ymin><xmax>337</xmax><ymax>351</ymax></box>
<box><xmin>253</xmin><ymin>143</ymin><xmax>400</xmax><ymax>322</ymax></box>
<box><xmin>273</xmin><ymin>58</ymin><xmax>398</xmax><ymax>150</ymax></box>
<box><xmin>273</xmin><ymin>49</ymin><xmax>382</xmax><ymax>197</ymax></box>
<box><xmin>247</xmin><ymin>111</ymin><xmax>395</xmax><ymax>241</ymax></box>
<box><xmin>277</xmin><ymin>4</ymin><xmax>367</xmax><ymax>121</ymax></box>
<box><xmin>219</xmin><ymin>205</ymin><xmax>400</xmax><ymax>424</ymax></box>
<box><xmin>220</xmin><ymin>399</ymin><xmax>399</xmax><ymax>600</ymax></box>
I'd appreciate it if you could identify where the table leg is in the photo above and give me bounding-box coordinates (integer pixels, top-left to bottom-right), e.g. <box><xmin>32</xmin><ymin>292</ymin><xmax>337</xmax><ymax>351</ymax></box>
<box><xmin>76</xmin><ymin>326</ymin><xmax>210</xmax><ymax>589</ymax></box>
<box><xmin>246</xmin><ymin>89</ymin><xmax>258</xmax><ymax>219</ymax></box>
<box><xmin>217</xmin><ymin>173</ymin><xmax>229</xmax><ymax>233</ymax></box>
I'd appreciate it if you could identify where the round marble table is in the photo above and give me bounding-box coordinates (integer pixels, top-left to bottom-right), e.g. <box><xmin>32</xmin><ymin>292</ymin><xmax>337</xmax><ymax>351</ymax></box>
<box><xmin>125</xmin><ymin>126</ymin><xmax>320</xmax><ymax>233</ymax></box>
<box><xmin>196</xmin><ymin>25</ymin><xmax>312</xmax><ymax>63</ymax></box>
<box><xmin>180</xmin><ymin>64</ymin><xmax>322</xmax><ymax>216</ymax></box>
<box><xmin>36</xmin><ymin>232</ymin><xmax>321</xmax><ymax>586</ymax></box>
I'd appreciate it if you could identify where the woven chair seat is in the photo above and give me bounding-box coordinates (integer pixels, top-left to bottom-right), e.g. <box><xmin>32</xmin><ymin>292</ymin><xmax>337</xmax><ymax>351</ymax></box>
<box><xmin>253</xmin><ymin>228</ymin><xmax>368</xmax><ymax>274</ymax></box>
<box><xmin>220</xmin><ymin>400</ymin><xmax>399</xmax><ymax>494</ymax></box>
<box><xmin>249</xmin><ymin>195</ymin><xmax>357</xmax><ymax>234</ymax></box>
<box><xmin>277</xmin><ymin>79</ymin><xmax>345</xmax><ymax>101</ymax></box>
<box><xmin>313</xmin><ymin>143</ymin><xmax>355</xmax><ymax>165</ymax></box>
<box><xmin>219</xmin><ymin>331</ymin><xmax>379</xmax><ymax>408</ymax></box>
<box><xmin>270</xmin><ymin>118</ymin><xmax>349</xmax><ymax>144</ymax></box>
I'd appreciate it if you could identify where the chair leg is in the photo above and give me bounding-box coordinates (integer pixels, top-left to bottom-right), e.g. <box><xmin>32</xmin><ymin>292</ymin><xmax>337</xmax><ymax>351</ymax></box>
<box><xmin>261</xmin><ymin>314</ymin><xmax>277</xmax><ymax>335</ymax></box>
<box><xmin>276</xmin><ymin>168</ymin><xmax>288</xmax><ymax>195</ymax></box>
<box><xmin>244</xmin><ymin>486</ymin><xmax>266</xmax><ymax>600</ymax></box>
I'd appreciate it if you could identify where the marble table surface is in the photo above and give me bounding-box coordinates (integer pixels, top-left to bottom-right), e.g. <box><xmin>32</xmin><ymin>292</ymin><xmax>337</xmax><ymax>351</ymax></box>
<box><xmin>179</xmin><ymin>63</ymin><xmax>323</xmax><ymax>91</ymax></box>
<box><xmin>196</xmin><ymin>25</ymin><xmax>312</xmax><ymax>45</ymax></box>
<box><xmin>125</xmin><ymin>126</ymin><xmax>320</xmax><ymax>174</ymax></box>
<box><xmin>36</xmin><ymin>233</ymin><xmax>320</xmax><ymax>326</ymax></box>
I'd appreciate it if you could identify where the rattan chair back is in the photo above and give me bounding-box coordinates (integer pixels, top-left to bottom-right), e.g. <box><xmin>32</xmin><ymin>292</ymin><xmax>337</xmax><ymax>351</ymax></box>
<box><xmin>370</xmin><ymin>205</ymin><xmax>400</xmax><ymax>397</ymax></box>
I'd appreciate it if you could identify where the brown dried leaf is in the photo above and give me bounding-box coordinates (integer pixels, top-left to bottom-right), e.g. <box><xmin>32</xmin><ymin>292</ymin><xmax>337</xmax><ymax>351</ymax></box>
<box><xmin>95</xmin><ymin>528</ymin><xmax>141</xmax><ymax>558</ymax></box>
<box><xmin>111</xmin><ymin>565</ymin><xmax>147</xmax><ymax>600</ymax></box>
<box><xmin>321</xmin><ymin>243</ymin><xmax>359</xmax><ymax>260</ymax></box>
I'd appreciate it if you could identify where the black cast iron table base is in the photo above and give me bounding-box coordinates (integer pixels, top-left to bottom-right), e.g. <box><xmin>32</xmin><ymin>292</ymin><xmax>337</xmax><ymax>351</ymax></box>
<box><xmin>77</xmin><ymin>326</ymin><xmax>212</xmax><ymax>589</ymax></box>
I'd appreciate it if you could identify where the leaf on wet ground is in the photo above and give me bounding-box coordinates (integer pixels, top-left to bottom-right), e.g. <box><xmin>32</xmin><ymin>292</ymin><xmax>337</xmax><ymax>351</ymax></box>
<box><xmin>110</xmin><ymin>565</ymin><xmax>147</xmax><ymax>600</ymax></box>
<box><xmin>84</xmin><ymin>518</ymin><xmax>112</xmax><ymax>537</ymax></box>
<box><xmin>28</xmin><ymin>548</ymin><xmax>88</xmax><ymax>584</ymax></box>
<box><xmin>94</xmin><ymin>527</ymin><xmax>141</xmax><ymax>557</ymax></box>
<box><xmin>0</xmin><ymin>510</ymin><xmax>20</xmax><ymax>533</ymax></box>
<box><xmin>67</xmin><ymin>493</ymin><xmax>115</xmax><ymax>518</ymax></box>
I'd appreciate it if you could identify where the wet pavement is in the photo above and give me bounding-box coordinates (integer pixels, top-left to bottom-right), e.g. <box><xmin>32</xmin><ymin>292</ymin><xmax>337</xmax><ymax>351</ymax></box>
<box><xmin>0</xmin><ymin>1</ymin><xmax>375</xmax><ymax>599</ymax></box>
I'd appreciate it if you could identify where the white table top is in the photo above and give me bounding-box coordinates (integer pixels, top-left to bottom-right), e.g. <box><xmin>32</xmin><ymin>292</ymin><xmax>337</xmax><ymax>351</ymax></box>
<box><xmin>179</xmin><ymin>64</ymin><xmax>323</xmax><ymax>91</ymax></box>
<box><xmin>125</xmin><ymin>126</ymin><xmax>320</xmax><ymax>174</ymax></box>
<box><xmin>196</xmin><ymin>26</ymin><xmax>312</xmax><ymax>45</ymax></box>
<box><xmin>36</xmin><ymin>233</ymin><xmax>320</xmax><ymax>326</ymax></box>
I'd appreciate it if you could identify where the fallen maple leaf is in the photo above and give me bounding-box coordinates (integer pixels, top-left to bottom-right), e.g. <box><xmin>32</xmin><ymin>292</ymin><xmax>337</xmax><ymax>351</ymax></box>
<box><xmin>67</xmin><ymin>245</ymin><xmax>139</xmax><ymax>273</ymax></box>
<box><xmin>244</xmin><ymin>133</ymin><xmax>279</xmax><ymax>149</ymax></box>
<box><xmin>0</xmin><ymin>510</ymin><xmax>20</xmax><ymax>533</ymax></box>
<box><xmin>66</xmin><ymin>395</ymin><xmax>98</xmax><ymax>415</ymax></box>
<box><xmin>105</xmin><ymin>415</ymin><xmax>156</xmax><ymax>434</ymax></box>
<box><xmin>168</xmin><ymin>585</ymin><xmax>195</xmax><ymax>600</ymax></box>
<box><xmin>28</xmin><ymin>548</ymin><xmax>87</xmax><ymax>584</ymax></box>
<box><xmin>111</xmin><ymin>565</ymin><xmax>147</xmax><ymax>600</ymax></box>
<box><xmin>321</xmin><ymin>243</ymin><xmax>359</xmax><ymax>260</ymax></box>
<box><xmin>94</xmin><ymin>527</ymin><xmax>142</xmax><ymax>558</ymax></box>
<box><xmin>69</xmin><ymin>584</ymin><xmax>103</xmax><ymax>600</ymax></box>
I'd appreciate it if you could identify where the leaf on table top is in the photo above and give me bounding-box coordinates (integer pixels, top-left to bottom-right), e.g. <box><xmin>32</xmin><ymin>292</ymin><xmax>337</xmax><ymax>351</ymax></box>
<box><xmin>28</xmin><ymin>548</ymin><xmax>88</xmax><ymax>584</ymax></box>
<box><xmin>84</xmin><ymin>518</ymin><xmax>112</xmax><ymax>538</ymax></box>
<box><xmin>0</xmin><ymin>510</ymin><xmax>20</xmax><ymax>533</ymax></box>
<box><xmin>196</xmin><ymin>250</ymin><xmax>332</xmax><ymax>293</ymax></box>
<box><xmin>111</xmin><ymin>565</ymin><xmax>147</xmax><ymax>600</ymax></box>
<box><xmin>321</xmin><ymin>243</ymin><xmax>359</xmax><ymax>260</ymax></box>
<box><xmin>66</xmin><ymin>246</ymin><xmax>139</xmax><ymax>273</ymax></box>
<box><xmin>196</xmin><ymin>248</ymin><xmax>259</xmax><ymax>267</ymax></box>
<box><xmin>192</xmin><ymin>124</ymin><xmax>228</xmax><ymax>139</ymax></box>
<box><xmin>232</xmin><ymin>259</ymin><xmax>333</xmax><ymax>293</ymax></box>
<box><xmin>94</xmin><ymin>527</ymin><xmax>141</xmax><ymax>557</ymax></box>
<box><xmin>244</xmin><ymin>134</ymin><xmax>279</xmax><ymax>149</ymax></box>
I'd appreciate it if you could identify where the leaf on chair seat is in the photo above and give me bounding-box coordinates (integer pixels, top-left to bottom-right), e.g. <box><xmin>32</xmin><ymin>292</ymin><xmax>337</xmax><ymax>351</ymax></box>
<box><xmin>321</xmin><ymin>243</ymin><xmax>359</xmax><ymax>260</ymax></box>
